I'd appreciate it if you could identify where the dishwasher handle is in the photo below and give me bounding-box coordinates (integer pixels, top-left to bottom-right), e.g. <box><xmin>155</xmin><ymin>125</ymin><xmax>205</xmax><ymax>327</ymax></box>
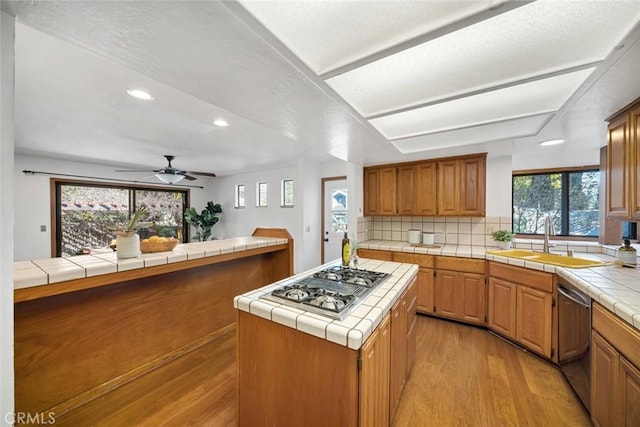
<box><xmin>558</xmin><ymin>286</ymin><xmax>591</xmax><ymax>309</ymax></box>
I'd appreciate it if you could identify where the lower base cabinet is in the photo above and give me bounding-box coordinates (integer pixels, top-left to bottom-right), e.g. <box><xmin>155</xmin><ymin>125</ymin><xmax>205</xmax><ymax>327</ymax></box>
<box><xmin>591</xmin><ymin>303</ymin><xmax>640</xmax><ymax>427</ymax></box>
<box><xmin>434</xmin><ymin>257</ymin><xmax>486</xmax><ymax>325</ymax></box>
<box><xmin>360</xmin><ymin>314</ymin><xmax>391</xmax><ymax>427</ymax></box>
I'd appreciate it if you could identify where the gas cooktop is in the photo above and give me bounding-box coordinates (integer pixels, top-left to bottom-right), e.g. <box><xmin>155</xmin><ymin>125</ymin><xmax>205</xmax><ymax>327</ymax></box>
<box><xmin>260</xmin><ymin>266</ymin><xmax>391</xmax><ymax>320</ymax></box>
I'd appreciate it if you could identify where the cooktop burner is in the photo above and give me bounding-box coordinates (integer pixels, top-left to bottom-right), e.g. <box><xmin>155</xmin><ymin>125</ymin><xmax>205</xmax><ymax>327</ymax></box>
<box><xmin>261</xmin><ymin>266</ymin><xmax>391</xmax><ymax>320</ymax></box>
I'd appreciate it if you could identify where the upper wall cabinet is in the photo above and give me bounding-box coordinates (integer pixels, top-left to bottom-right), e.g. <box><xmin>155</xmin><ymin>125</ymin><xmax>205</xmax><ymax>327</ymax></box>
<box><xmin>363</xmin><ymin>153</ymin><xmax>486</xmax><ymax>217</ymax></box>
<box><xmin>607</xmin><ymin>98</ymin><xmax>640</xmax><ymax>219</ymax></box>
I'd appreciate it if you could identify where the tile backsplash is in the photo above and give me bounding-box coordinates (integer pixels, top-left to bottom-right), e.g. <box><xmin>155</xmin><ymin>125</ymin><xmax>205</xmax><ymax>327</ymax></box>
<box><xmin>356</xmin><ymin>216</ymin><xmax>512</xmax><ymax>247</ymax></box>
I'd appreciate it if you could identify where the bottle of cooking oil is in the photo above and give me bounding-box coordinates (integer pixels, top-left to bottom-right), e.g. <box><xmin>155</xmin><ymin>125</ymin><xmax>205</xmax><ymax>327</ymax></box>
<box><xmin>341</xmin><ymin>232</ymin><xmax>350</xmax><ymax>267</ymax></box>
<box><xmin>617</xmin><ymin>239</ymin><xmax>637</xmax><ymax>268</ymax></box>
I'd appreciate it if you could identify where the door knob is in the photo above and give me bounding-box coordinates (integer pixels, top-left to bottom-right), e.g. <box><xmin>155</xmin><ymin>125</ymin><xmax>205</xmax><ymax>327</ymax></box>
<box><xmin>323</xmin><ymin>238</ymin><xmax>329</xmax><ymax>242</ymax></box>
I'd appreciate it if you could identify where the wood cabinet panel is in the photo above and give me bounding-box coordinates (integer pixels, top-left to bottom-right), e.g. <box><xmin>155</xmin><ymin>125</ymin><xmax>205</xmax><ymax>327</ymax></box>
<box><xmin>488</xmin><ymin>262</ymin><xmax>553</xmax><ymax>293</ymax></box>
<box><xmin>415</xmin><ymin>161</ymin><xmax>437</xmax><ymax>216</ymax></box>
<box><xmin>406</xmin><ymin>279</ymin><xmax>418</xmax><ymax>375</ymax></box>
<box><xmin>393</xmin><ymin>252</ymin><xmax>434</xmax><ymax>268</ymax></box>
<box><xmin>591</xmin><ymin>331</ymin><xmax>620</xmax><ymax>427</ymax></box>
<box><xmin>607</xmin><ymin>113</ymin><xmax>630</xmax><ymax>218</ymax></box>
<box><xmin>435</xmin><ymin>260</ymin><xmax>486</xmax><ymax>326</ymax></box>
<box><xmin>364</xmin><ymin>168</ymin><xmax>381</xmax><ymax>216</ymax></box>
<box><xmin>459</xmin><ymin>156</ymin><xmax>486</xmax><ymax>216</ymax></box>
<box><xmin>379</xmin><ymin>167</ymin><xmax>398</xmax><ymax>216</ymax></box>
<box><xmin>516</xmin><ymin>285</ymin><xmax>552</xmax><ymax>357</ymax></box>
<box><xmin>592</xmin><ymin>302</ymin><xmax>640</xmax><ymax>371</ymax></box>
<box><xmin>436</xmin><ymin>256</ymin><xmax>486</xmax><ymax>274</ymax></box>
<box><xmin>397</xmin><ymin>165</ymin><xmax>416</xmax><ymax>215</ymax></box>
<box><xmin>619</xmin><ymin>356</ymin><xmax>640</xmax><ymax>427</ymax></box>
<box><xmin>488</xmin><ymin>278</ymin><xmax>517</xmax><ymax>339</ymax></box>
<box><xmin>358</xmin><ymin>249</ymin><xmax>393</xmax><ymax>262</ymax></box>
<box><xmin>389</xmin><ymin>297</ymin><xmax>407</xmax><ymax>420</ymax></box>
<box><xmin>460</xmin><ymin>273</ymin><xmax>486</xmax><ymax>325</ymax></box>
<box><xmin>434</xmin><ymin>270</ymin><xmax>458</xmax><ymax>319</ymax></box>
<box><xmin>631</xmin><ymin>104</ymin><xmax>640</xmax><ymax>219</ymax></box>
<box><xmin>416</xmin><ymin>268</ymin><xmax>434</xmax><ymax>314</ymax></box>
<box><xmin>437</xmin><ymin>159</ymin><xmax>459</xmax><ymax>216</ymax></box>
<box><xmin>360</xmin><ymin>313</ymin><xmax>391</xmax><ymax>427</ymax></box>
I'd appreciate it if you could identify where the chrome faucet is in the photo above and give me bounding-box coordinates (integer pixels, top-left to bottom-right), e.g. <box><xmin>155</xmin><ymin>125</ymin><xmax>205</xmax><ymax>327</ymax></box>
<box><xmin>543</xmin><ymin>215</ymin><xmax>555</xmax><ymax>253</ymax></box>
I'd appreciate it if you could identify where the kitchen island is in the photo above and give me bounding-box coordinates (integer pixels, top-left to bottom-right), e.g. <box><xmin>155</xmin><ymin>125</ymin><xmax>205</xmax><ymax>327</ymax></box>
<box><xmin>13</xmin><ymin>228</ymin><xmax>292</xmax><ymax>425</ymax></box>
<box><xmin>234</xmin><ymin>259</ymin><xmax>419</xmax><ymax>426</ymax></box>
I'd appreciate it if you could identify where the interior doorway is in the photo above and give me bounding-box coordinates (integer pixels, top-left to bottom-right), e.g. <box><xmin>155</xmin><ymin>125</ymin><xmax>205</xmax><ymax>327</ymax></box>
<box><xmin>321</xmin><ymin>176</ymin><xmax>348</xmax><ymax>264</ymax></box>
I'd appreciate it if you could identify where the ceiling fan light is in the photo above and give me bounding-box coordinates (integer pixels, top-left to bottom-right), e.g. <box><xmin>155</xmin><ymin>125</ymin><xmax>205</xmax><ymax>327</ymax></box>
<box><xmin>126</xmin><ymin>88</ymin><xmax>154</xmax><ymax>100</ymax></box>
<box><xmin>155</xmin><ymin>172</ymin><xmax>185</xmax><ymax>184</ymax></box>
<box><xmin>214</xmin><ymin>119</ymin><xmax>229</xmax><ymax>127</ymax></box>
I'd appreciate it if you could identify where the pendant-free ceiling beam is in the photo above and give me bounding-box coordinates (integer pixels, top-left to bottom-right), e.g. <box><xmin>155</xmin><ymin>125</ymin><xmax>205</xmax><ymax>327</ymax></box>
<box><xmin>319</xmin><ymin>0</ymin><xmax>537</xmax><ymax>80</ymax></box>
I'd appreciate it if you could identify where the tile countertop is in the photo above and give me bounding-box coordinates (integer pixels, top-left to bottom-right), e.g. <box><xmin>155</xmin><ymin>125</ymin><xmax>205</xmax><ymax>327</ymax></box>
<box><xmin>359</xmin><ymin>240</ymin><xmax>640</xmax><ymax>332</ymax></box>
<box><xmin>234</xmin><ymin>259</ymin><xmax>419</xmax><ymax>350</ymax></box>
<box><xmin>13</xmin><ymin>236</ymin><xmax>289</xmax><ymax>290</ymax></box>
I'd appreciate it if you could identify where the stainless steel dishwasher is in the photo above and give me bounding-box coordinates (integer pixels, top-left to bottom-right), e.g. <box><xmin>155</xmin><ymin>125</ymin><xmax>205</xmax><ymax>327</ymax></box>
<box><xmin>557</xmin><ymin>279</ymin><xmax>592</xmax><ymax>412</ymax></box>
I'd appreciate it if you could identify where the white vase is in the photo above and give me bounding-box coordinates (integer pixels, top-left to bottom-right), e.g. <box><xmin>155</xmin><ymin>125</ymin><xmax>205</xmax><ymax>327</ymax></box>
<box><xmin>498</xmin><ymin>241</ymin><xmax>512</xmax><ymax>250</ymax></box>
<box><xmin>116</xmin><ymin>233</ymin><xmax>141</xmax><ymax>259</ymax></box>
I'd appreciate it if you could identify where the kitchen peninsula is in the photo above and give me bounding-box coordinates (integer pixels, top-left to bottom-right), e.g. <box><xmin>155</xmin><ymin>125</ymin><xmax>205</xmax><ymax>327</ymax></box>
<box><xmin>13</xmin><ymin>228</ymin><xmax>292</xmax><ymax>425</ymax></box>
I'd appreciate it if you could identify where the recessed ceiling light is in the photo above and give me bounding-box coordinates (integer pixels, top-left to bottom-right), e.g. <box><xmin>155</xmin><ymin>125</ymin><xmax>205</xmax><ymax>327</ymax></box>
<box><xmin>539</xmin><ymin>139</ymin><xmax>564</xmax><ymax>146</ymax></box>
<box><xmin>214</xmin><ymin>119</ymin><xmax>229</xmax><ymax>127</ymax></box>
<box><xmin>126</xmin><ymin>89</ymin><xmax>154</xmax><ymax>100</ymax></box>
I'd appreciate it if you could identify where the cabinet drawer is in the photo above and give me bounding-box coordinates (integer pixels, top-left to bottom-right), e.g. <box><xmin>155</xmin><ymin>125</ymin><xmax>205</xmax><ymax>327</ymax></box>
<box><xmin>393</xmin><ymin>252</ymin><xmax>434</xmax><ymax>268</ymax></box>
<box><xmin>436</xmin><ymin>256</ymin><xmax>485</xmax><ymax>274</ymax></box>
<box><xmin>488</xmin><ymin>262</ymin><xmax>553</xmax><ymax>293</ymax></box>
<box><xmin>358</xmin><ymin>249</ymin><xmax>393</xmax><ymax>261</ymax></box>
<box><xmin>593</xmin><ymin>302</ymin><xmax>640</xmax><ymax>369</ymax></box>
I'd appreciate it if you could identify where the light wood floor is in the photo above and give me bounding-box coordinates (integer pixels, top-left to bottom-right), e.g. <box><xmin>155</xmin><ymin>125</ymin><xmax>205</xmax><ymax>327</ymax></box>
<box><xmin>392</xmin><ymin>315</ymin><xmax>591</xmax><ymax>427</ymax></box>
<box><xmin>65</xmin><ymin>315</ymin><xmax>590</xmax><ymax>426</ymax></box>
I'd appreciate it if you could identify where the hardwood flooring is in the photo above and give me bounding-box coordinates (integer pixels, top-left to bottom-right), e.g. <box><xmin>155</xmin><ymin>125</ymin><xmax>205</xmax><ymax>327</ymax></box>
<box><xmin>392</xmin><ymin>315</ymin><xmax>591</xmax><ymax>427</ymax></box>
<box><xmin>60</xmin><ymin>314</ymin><xmax>590</xmax><ymax>426</ymax></box>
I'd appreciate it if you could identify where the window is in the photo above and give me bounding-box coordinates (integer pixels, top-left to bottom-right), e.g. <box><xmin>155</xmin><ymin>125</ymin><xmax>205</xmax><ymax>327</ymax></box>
<box><xmin>256</xmin><ymin>182</ymin><xmax>268</xmax><ymax>207</ymax></box>
<box><xmin>55</xmin><ymin>180</ymin><xmax>188</xmax><ymax>257</ymax></box>
<box><xmin>281</xmin><ymin>179</ymin><xmax>294</xmax><ymax>207</ymax></box>
<box><xmin>331</xmin><ymin>188</ymin><xmax>348</xmax><ymax>233</ymax></box>
<box><xmin>235</xmin><ymin>184</ymin><xmax>245</xmax><ymax>208</ymax></box>
<box><xmin>512</xmin><ymin>169</ymin><xmax>600</xmax><ymax>237</ymax></box>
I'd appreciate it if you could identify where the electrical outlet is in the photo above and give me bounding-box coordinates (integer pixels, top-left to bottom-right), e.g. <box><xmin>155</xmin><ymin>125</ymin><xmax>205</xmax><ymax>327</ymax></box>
<box><xmin>40</xmin><ymin>225</ymin><xmax>47</xmax><ymax>232</ymax></box>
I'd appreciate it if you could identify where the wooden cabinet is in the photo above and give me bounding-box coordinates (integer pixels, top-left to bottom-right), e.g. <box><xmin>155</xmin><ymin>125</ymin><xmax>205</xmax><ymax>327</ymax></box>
<box><xmin>360</xmin><ymin>313</ymin><xmax>391</xmax><ymax>427</ymax></box>
<box><xmin>488</xmin><ymin>277</ymin><xmax>516</xmax><ymax>339</ymax></box>
<box><xmin>363</xmin><ymin>154</ymin><xmax>485</xmax><ymax>217</ymax></box>
<box><xmin>487</xmin><ymin>262</ymin><xmax>554</xmax><ymax>359</ymax></box>
<box><xmin>364</xmin><ymin>166</ymin><xmax>397</xmax><ymax>216</ymax></box>
<box><xmin>434</xmin><ymin>257</ymin><xmax>486</xmax><ymax>325</ymax></box>
<box><xmin>405</xmin><ymin>279</ymin><xmax>418</xmax><ymax>375</ymax></box>
<box><xmin>606</xmin><ymin>98</ymin><xmax>640</xmax><ymax>219</ymax></box>
<box><xmin>416</xmin><ymin>267</ymin><xmax>435</xmax><ymax>314</ymax></box>
<box><xmin>389</xmin><ymin>295</ymin><xmax>407</xmax><ymax>420</ymax></box>
<box><xmin>437</xmin><ymin>155</ymin><xmax>486</xmax><ymax>217</ymax></box>
<box><xmin>591</xmin><ymin>302</ymin><xmax>640</xmax><ymax>427</ymax></box>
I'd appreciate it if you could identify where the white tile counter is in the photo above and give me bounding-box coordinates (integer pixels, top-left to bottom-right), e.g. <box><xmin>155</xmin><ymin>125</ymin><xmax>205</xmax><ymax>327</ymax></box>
<box><xmin>13</xmin><ymin>236</ymin><xmax>288</xmax><ymax>289</ymax></box>
<box><xmin>234</xmin><ymin>258</ymin><xmax>419</xmax><ymax>350</ymax></box>
<box><xmin>358</xmin><ymin>239</ymin><xmax>640</xmax><ymax>332</ymax></box>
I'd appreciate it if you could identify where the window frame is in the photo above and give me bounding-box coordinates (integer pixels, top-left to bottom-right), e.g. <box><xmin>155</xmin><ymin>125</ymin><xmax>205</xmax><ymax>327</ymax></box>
<box><xmin>51</xmin><ymin>178</ymin><xmax>190</xmax><ymax>257</ymax></box>
<box><xmin>256</xmin><ymin>182</ymin><xmax>268</xmax><ymax>207</ymax></box>
<box><xmin>280</xmin><ymin>179</ymin><xmax>294</xmax><ymax>208</ymax></box>
<box><xmin>235</xmin><ymin>184</ymin><xmax>245</xmax><ymax>209</ymax></box>
<box><xmin>512</xmin><ymin>166</ymin><xmax>600</xmax><ymax>239</ymax></box>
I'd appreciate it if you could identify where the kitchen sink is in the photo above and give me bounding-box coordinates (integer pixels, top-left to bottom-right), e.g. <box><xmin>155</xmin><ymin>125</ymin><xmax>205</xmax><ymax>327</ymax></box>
<box><xmin>486</xmin><ymin>249</ymin><xmax>610</xmax><ymax>268</ymax></box>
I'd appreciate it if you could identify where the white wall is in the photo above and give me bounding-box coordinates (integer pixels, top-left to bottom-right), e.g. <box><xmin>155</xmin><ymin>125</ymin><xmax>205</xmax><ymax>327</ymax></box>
<box><xmin>13</xmin><ymin>154</ymin><xmax>216</xmax><ymax>261</ymax></box>
<box><xmin>301</xmin><ymin>159</ymin><xmax>322</xmax><ymax>270</ymax></box>
<box><xmin>1</xmin><ymin>10</ymin><xmax>15</xmax><ymax>421</ymax></box>
<box><xmin>485</xmin><ymin>155</ymin><xmax>513</xmax><ymax>217</ymax></box>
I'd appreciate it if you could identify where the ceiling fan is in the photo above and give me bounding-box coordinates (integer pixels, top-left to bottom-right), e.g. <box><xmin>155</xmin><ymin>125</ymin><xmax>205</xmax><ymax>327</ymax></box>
<box><xmin>115</xmin><ymin>155</ymin><xmax>216</xmax><ymax>184</ymax></box>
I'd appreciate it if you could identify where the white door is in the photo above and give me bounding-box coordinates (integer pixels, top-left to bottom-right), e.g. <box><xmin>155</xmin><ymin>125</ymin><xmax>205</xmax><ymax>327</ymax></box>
<box><xmin>323</xmin><ymin>178</ymin><xmax>348</xmax><ymax>263</ymax></box>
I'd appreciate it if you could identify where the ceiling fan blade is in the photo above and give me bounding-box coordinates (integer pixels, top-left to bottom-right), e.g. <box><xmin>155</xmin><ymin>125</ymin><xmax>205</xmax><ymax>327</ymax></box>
<box><xmin>115</xmin><ymin>169</ymin><xmax>156</xmax><ymax>172</ymax></box>
<box><xmin>187</xmin><ymin>171</ymin><xmax>217</xmax><ymax>178</ymax></box>
<box><xmin>182</xmin><ymin>174</ymin><xmax>197</xmax><ymax>181</ymax></box>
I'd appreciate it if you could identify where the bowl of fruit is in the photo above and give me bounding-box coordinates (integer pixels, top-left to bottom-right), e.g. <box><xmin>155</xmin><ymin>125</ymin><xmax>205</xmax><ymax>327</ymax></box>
<box><xmin>140</xmin><ymin>236</ymin><xmax>179</xmax><ymax>253</ymax></box>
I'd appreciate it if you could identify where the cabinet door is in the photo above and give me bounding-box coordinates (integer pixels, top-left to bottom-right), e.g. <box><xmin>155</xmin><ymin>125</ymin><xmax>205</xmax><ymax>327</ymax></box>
<box><xmin>460</xmin><ymin>272</ymin><xmax>486</xmax><ymax>325</ymax></box>
<box><xmin>437</xmin><ymin>160</ymin><xmax>459</xmax><ymax>215</ymax></box>
<box><xmin>359</xmin><ymin>314</ymin><xmax>390</xmax><ymax>427</ymax></box>
<box><xmin>434</xmin><ymin>270</ymin><xmax>457</xmax><ymax>319</ymax></box>
<box><xmin>364</xmin><ymin>168</ymin><xmax>380</xmax><ymax>216</ymax></box>
<box><xmin>406</xmin><ymin>286</ymin><xmax>418</xmax><ymax>375</ymax></box>
<box><xmin>397</xmin><ymin>165</ymin><xmax>416</xmax><ymax>215</ymax></box>
<box><xmin>459</xmin><ymin>156</ymin><xmax>486</xmax><ymax>216</ymax></box>
<box><xmin>607</xmin><ymin>113</ymin><xmax>630</xmax><ymax>218</ymax></box>
<box><xmin>591</xmin><ymin>331</ymin><xmax>620</xmax><ymax>427</ymax></box>
<box><xmin>516</xmin><ymin>286</ymin><xmax>552</xmax><ymax>357</ymax></box>
<box><xmin>379</xmin><ymin>167</ymin><xmax>397</xmax><ymax>215</ymax></box>
<box><xmin>619</xmin><ymin>356</ymin><xmax>640</xmax><ymax>427</ymax></box>
<box><xmin>416</xmin><ymin>268</ymin><xmax>434</xmax><ymax>314</ymax></box>
<box><xmin>415</xmin><ymin>162</ymin><xmax>437</xmax><ymax>216</ymax></box>
<box><xmin>631</xmin><ymin>105</ymin><xmax>640</xmax><ymax>219</ymax></box>
<box><xmin>389</xmin><ymin>297</ymin><xmax>407</xmax><ymax>420</ymax></box>
<box><xmin>488</xmin><ymin>278</ymin><xmax>517</xmax><ymax>339</ymax></box>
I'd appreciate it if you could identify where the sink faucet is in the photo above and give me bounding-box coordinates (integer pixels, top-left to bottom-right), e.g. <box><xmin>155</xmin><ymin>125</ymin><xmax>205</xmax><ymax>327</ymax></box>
<box><xmin>543</xmin><ymin>215</ymin><xmax>555</xmax><ymax>253</ymax></box>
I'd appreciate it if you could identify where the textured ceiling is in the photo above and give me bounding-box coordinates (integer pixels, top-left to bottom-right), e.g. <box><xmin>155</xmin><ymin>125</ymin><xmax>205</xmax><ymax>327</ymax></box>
<box><xmin>4</xmin><ymin>0</ymin><xmax>640</xmax><ymax>177</ymax></box>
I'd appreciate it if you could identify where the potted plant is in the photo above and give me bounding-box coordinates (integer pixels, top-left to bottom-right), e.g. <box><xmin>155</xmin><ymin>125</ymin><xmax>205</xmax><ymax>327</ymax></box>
<box><xmin>491</xmin><ymin>229</ymin><xmax>514</xmax><ymax>250</ymax></box>
<box><xmin>115</xmin><ymin>207</ymin><xmax>149</xmax><ymax>259</ymax></box>
<box><xmin>184</xmin><ymin>202</ymin><xmax>222</xmax><ymax>241</ymax></box>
